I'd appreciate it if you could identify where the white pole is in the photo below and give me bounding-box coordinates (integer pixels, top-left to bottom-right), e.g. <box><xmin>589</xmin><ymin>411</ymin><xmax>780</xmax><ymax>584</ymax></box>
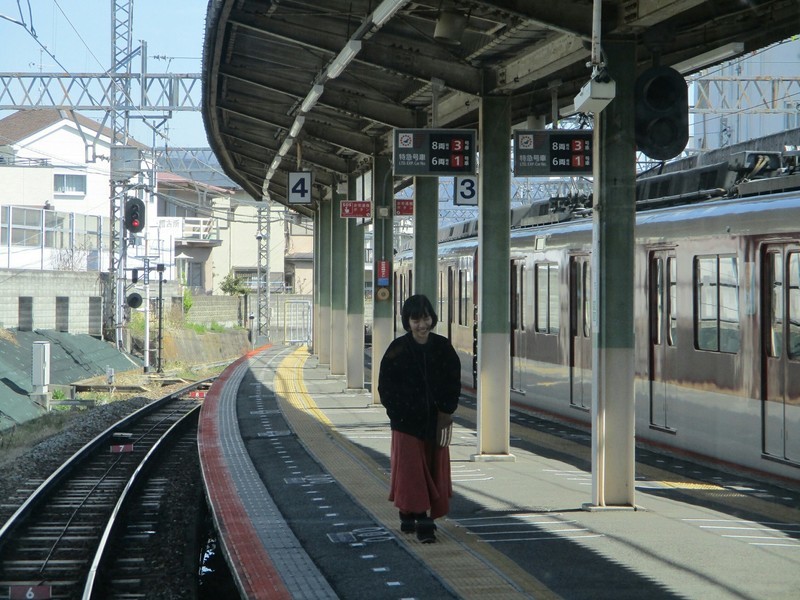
<box><xmin>144</xmin><ymin>258</ymin><xmax>151</xmax><ymax>372</ymax></box>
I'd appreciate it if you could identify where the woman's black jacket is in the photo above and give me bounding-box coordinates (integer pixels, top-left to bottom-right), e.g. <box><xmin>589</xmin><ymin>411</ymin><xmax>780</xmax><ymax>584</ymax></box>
<box><xmin>378</xmin><ymin>332</ymin><xmax>461</xmax><ymax>441</ymax></box>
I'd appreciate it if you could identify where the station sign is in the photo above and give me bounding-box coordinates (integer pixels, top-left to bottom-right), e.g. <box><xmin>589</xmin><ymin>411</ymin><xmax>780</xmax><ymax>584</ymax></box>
<box><xmin>395</xmin><ymin>198</ymin><xmax>414</xmax><ymax>216</ymax></box>
<box><xmin>340</xmin><ymin>201</ymin><xmax>372</xmax><ymax>218</ymax></box>
<box><xmin>288</xmin><ymin>171</ymin><xmax>313</xmax><ymax>204</ymax></box>
<box><xmin>377</xmin><ymin>260</ymin><xmax>391</xmax><ymax>286</ymax></box>
<box><xmin>454</xmin><ymin>175</ymin><xmax>478</xmax><ymax>205</ymax></box>
<box><xmin>513</xmin><ymin>130</ymin><xmax>593</xmax><ymax>177</ymax></box>
<box><xmin>393</xmin><ymin>128</ymin><xmax>477</xmax><ymax>176</ymax></box>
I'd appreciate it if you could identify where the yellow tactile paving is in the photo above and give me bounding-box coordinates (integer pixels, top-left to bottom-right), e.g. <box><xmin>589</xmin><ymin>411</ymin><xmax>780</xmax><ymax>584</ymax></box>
<box><xmin>274</xmin><ymin>346</ymin><xmax>560</xmax><ymax>600</ymax></box>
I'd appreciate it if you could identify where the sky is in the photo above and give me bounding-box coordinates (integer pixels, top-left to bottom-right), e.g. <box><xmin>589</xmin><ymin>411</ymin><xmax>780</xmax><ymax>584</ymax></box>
<box><xmin>0</xmin><ymin>0</ymin><xmax>209</xmax><ymax>147</ymax></box>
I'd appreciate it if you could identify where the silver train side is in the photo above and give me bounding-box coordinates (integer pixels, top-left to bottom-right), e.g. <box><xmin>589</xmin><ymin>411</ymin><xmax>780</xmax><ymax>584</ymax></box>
<box><xmin>393</xmin><ymin>151</ymin><xmax>800</xmax><ymax>485</ymax></box>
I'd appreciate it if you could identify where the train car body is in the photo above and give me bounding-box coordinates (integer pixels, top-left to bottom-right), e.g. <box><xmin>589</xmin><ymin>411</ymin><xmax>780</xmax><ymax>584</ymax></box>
<box><xmin>394</xmin><ymin>153</ymin><xmax>800</xmax><ymax>485</ymax></box>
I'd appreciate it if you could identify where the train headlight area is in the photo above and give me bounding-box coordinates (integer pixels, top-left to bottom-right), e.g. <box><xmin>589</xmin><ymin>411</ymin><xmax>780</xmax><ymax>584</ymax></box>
<box><xmin>198</xmin><ymin>345</ymin><xmax>800</xmax><ymax>600</ymax></box>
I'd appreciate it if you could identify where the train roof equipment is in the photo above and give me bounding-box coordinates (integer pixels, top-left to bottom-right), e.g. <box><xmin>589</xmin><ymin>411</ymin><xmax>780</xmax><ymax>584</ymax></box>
<box><xmin>435</xmin><ymin>150</ymin><xmax>800</xmax><ymax>245</ymax></box>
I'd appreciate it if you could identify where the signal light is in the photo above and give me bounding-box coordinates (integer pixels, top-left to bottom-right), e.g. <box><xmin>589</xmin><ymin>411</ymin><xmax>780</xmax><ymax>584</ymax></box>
<box><xmin>126</xmin><ymin>292</ymin><xmax>143</xmax><ymax>309</ymax></box>
<box><xmin>634</xmin><ymin>66</ymin><xmax>689</xmax><ymax>161</ymax></box>
<box><xmin>124</xmin><ymin>197</ymin><xmax>146</xmax><ymax>234</ymax></box>
<box><xmin>131</xmin><ymin>269</ymin><xmax>139</xmax><ymax>284</ymax></box>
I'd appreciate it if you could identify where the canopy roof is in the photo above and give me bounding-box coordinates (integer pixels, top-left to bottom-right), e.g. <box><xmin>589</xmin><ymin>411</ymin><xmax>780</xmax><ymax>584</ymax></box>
<box><xmin>202</xmin><ymin>0</ymin><xmax>800</xmax><ymax>214</ymax></box>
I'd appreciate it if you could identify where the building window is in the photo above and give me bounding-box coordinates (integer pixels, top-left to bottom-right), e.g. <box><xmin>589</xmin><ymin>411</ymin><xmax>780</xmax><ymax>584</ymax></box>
<box><xmin>54</xmin><ymin>173</ymin><xmax>87</xmax><ymax>195</ymax></box>
<box><xmin>10</xmin><ymin>207</ymin><xmax>42</xmax><ymax>247</ymax></box>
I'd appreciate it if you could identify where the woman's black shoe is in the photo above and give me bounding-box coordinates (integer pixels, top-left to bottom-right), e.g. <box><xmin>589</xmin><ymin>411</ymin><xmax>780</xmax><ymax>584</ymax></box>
<box><xmin>399</xmin><ymin>512</ymin><xmax>416</xmax><ymax>533</ymax></box>
<box><xmin>416</xmin><ymin>517</ymin><xmax>436</xmax><ymax>543</ymax></box>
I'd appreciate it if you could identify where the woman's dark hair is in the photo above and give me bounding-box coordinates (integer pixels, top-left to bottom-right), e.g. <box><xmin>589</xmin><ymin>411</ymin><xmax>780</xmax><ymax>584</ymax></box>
<box><xmin>401</xmin><ymin>294</ymin><xmax>438</xmax><ymax>331</ymax></box>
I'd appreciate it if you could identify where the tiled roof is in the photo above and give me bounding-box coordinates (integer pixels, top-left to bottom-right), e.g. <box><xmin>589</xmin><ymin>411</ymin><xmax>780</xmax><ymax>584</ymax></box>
<box><xmin>157</xmin><ymin>171</ymin><xmax>232</xmax><ymax>195</ymax></box>
<box><xmin>0</xmin><ymin>109</ymin><xmax>146</xmax><ymax>148</ymax></box>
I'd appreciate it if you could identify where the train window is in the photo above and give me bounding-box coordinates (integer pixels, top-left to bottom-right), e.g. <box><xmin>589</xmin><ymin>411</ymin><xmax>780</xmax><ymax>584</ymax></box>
<box><xmin>789</xmin><ymin>252</ymin><xmax>800</xmax><ymax>359</ymax></box>
<box><xmin>535</xmin><ymin>263</ymin><xmax>560</xmax><ymax>334</ymax></box>
<box><xmin>768</xmin><ymin>252</ymin><xmax>783</xmax><ymax>358</ymax></box>
<box><xmin>511</xmin><ymin>261</ymin><xmax>525</xmax><ymax>331</ymax></box>
<box><xmin>582</xmin><ymin>262</ymin><xmax>591</xmax><ymax>337</ymax></box>
<box><xmin>668</xmin><ymin>257</ymin><xmax>677</xmax><ymax>346</ymax></box>
<box><xmin>458</xmin><ymin>270</ymin><xmax>464</xmax><ymax>325</ymax></box>
<box><xmin>457</xmin><ymin>262</ymin><xmax>473</xmax><ymax>328</ymax></box>
<box><xmin>694</xmin><ymin>255</ymin><xmax>740</xmax><ymax>353</ymax></box>
<box><xmin>521</xmin><ymin>265</ymin><xmax>527</xmax><ymax>331</ymax></box>
<box><xmin>652</xmin><ymin>257</ymin><xmax>663</xmax><ymax>345</ymax></box>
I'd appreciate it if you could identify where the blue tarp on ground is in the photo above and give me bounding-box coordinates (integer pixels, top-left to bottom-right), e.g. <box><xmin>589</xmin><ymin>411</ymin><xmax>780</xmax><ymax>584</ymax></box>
<box><xmin>0</xmin><ymin>330</ymin><xmax>141</xmax><ymax>429</ymax></box>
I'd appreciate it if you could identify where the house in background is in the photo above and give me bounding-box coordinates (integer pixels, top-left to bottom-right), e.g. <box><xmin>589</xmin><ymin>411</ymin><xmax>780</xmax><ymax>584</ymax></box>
<box><xmin>0</xmin><ymin>109</ymin><xmax>119</xmax><ymax>271</ymax></box>
<box><xmin>155</xmin><ymin>171</ymin><xmax>286</xmax><ymax>295</ymax></box>
<box><xmin>0</xmin><ymin>109</ymin><xmax>289</xmax><ymax>298</ymax></box>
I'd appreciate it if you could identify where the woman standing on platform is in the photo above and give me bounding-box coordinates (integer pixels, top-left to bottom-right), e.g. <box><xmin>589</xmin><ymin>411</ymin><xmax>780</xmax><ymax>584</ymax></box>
<box><xmin>378</xmin><ymin>294</ymin><xmax>461</xmax><ymax>543</ymax></box>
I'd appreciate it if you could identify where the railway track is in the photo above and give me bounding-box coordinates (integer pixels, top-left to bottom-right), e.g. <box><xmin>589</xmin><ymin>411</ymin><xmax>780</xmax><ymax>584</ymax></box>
<box><xmin>0</xmin><ymin>379</ymin><xmax>213</xmax><ymax>600</ymax></box>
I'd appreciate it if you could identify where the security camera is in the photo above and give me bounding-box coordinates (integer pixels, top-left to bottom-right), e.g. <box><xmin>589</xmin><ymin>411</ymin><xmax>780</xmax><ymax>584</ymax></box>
<box><xmin>574</xmin><ymin>74</ymin><xmax>616</xmax><ymax>113</ymax></box>
<box><xmin>255</xmin><ymin>233</ymin><xmax>263</xmax><ymax>241</ymax></box>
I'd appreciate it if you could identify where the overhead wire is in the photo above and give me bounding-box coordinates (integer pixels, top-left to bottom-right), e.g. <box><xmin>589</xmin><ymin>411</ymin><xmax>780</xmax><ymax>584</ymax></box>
<box><xmin>2</xmin><ymin>1</ymin><xmax>247</xmax><ymax>219</ymax></box>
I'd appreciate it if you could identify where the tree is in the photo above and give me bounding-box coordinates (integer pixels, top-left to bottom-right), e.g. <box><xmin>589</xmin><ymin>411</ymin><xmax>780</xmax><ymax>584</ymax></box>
<box><xmin>220</xmin><ymin>272</ymin><xmax>249</xmax><ymax>296</ymax></box>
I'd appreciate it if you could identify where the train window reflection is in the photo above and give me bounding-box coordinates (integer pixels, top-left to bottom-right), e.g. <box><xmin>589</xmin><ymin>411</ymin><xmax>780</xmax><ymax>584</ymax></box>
<box><xmin>653</xmin><ymin>257</ymin><xmax>663</xmax><ymax>345</ymax></box>
<box><xmin>789</xmin><ymin>252</ymin><xmax>800</xmax><ymax>359</ymax></box>
<box><xmin>583</xmin><ymin>262</ymin><xmax>591</xmax><ymax>337</ymax></box>
<box><xmin>535</xmin><ymin>263</ymin><xmax>559</xmax><ymax>334</ymax></box>
<box><xmin>694</xmin><ymin>255</ymin><xmax>740</xmax><ymax>353</ymax></box>
<box><xmin>769</xmin><ymin>252</ymin><xmax>783</xmax><ymax>358</ymax></box>
<box><xmin>668</xmin><ymin>257</ymin><xmax>677</xmax><ymax>346</ymax></box>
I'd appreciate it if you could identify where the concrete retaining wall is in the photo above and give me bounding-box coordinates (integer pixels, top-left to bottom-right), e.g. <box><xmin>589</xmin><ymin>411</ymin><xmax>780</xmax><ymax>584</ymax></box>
<box><xmin>0</xmin><ymin>269</ymin><xmax>106</xmax><ymax>334</ymax></box>
<box><xmin>161</xmin><ymin>329</ymin><xmax>251</xmax><ymax>363</ymax></box>
<box><xmin>185</xmin><ymin>294</ymin><xmax>245</xmax><ymax>328</ymax></box>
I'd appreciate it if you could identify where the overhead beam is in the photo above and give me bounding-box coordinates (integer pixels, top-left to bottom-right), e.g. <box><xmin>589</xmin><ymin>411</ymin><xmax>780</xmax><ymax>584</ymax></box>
<box><xmin>230</xmin><ymin>10</ymin><xmax>485</xmax><ymax>95</ymax></box>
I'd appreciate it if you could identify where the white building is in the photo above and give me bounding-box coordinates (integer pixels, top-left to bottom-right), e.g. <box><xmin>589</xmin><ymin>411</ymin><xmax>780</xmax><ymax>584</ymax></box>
<box><xmin>0</xmin><ymin>109</ymin><xmax>288</xmax><ymax>296</ymax></box>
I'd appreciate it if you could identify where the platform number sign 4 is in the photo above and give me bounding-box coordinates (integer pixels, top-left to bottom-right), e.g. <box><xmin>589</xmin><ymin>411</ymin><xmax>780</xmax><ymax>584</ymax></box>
<box><xmin>288</xmin><ymin>172</ymin><xmax>313</xmax><ymax>204</ymax></box>
<box><xmin>454</xmin><ymin>176</ymin><xmax>478</xmax><ymax>206</ymax></box>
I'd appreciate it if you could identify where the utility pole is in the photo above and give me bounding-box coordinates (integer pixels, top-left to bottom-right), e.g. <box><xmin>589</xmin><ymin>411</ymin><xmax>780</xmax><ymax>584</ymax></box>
<box><xmin>109</xmin><ymin>0</ymin><xmax>134</xmax><ymax>350</ymax></box>
<box><xmin>257</xmin><ymin>204</ymin><xmax>271</xmax><ymax>340</ymax></box>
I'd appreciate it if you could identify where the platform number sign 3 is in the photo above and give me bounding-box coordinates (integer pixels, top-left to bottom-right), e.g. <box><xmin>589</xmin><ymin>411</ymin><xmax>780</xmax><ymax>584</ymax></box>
<box><xmin>288</xmin><ymin>172</ymin><xmax>313</xmax><ymax>204</ymax></box>
<box><xmin>454</xmin><ymin>175</ymin><xmax>478</xmax><ymax>206</ymax></box>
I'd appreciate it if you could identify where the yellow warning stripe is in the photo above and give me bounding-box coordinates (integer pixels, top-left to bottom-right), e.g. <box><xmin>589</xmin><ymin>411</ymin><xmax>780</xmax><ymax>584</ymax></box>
<box><xmin>274</xmin><ymin>346</ymin><xmax>560</xmax><ymax>600</ymax></box>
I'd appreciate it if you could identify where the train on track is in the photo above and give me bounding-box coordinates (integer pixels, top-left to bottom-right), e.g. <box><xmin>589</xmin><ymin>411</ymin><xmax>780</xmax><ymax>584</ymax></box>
<box><xmin>394</xmin><ymin>150</ymin><xmax>800</xmax><ymax>485</ymax></box>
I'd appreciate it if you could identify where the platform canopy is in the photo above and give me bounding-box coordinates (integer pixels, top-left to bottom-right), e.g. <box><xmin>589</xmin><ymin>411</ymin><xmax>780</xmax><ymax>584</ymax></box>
<box><xmin>202</xmin><ymin>0</ymin><xmax>800</xmax><ymax>214</ymax></box>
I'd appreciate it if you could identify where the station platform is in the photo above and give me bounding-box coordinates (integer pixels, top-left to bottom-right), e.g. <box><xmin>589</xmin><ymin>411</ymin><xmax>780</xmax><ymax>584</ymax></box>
<box><xmin>198</xmin><ymin>344</ymin><xmax>800</xmax><ymax>600</ymax></box>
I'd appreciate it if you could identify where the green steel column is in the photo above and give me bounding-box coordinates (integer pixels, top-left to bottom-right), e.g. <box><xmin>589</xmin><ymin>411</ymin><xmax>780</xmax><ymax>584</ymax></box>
<box><xmin>346</xmin><ymin>174</ymin><xmax>365</xmax><ymax>389</ymax></box>
<box><xmin>312</xmin><ymin>209</ymin><xmax>320</xmax><ymax>356</ymax></box>
<box><xmin>371</xmin><ymin>153</ymin><xmax>394</xmax><ymax>404</ymax></box>
<box><xmin>318</xmin><ymin>196</ymin><xmax>332</xmax><ymax>366</ymax></box>
<box><xmin>589</xmin><ymin>38</ymin><xmax>637</xmax><ymax>509</ymax></box>
<box><xmin>474</xmin><ymin>95</ymin><xmax>513</xmax><ymax>460</ymax></box>
<box><xmin>413</xmin><ymin>176</ymin><xmax>438</xmax><ymax>302</ymax></box>
<box><xmin>330</xmin><ymin>184</ymin><xmax>347</xmax><ymax>375</ymax></box>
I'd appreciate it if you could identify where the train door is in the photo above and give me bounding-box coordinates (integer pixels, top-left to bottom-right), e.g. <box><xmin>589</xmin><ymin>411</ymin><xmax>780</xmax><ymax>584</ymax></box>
<box><xmin>510</xmin><ymin>259</ymin><xmax>525</xmax><ymax>393</ymax></box>
<box><xmin>569</xmin><ymin>256</ymin><xmax>591</xmax><ymax>409</ymax></box>
<box><xmin>648</xmin><ymin>250</ymin><xmax>678</xmax><ymax>430</ymax></box>
<box><xmin>762</xmin><ymin>244</ymin><xmax>800</xmax><ymax>463</ymax></box>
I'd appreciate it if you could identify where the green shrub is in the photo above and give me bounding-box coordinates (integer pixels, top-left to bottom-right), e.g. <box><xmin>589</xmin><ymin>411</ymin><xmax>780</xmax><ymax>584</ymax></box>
<box><xmin>220</xmin><ymin>272</ymin><xmax>249</xmax><ymax>296</ymax></box>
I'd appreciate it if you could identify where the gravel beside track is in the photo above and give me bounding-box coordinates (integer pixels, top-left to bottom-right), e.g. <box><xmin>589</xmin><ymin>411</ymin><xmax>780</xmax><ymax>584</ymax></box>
<box><xmin>0</xmin><ymin>380</ymin><xmax>209</xmax><ymax>600</ymax></box>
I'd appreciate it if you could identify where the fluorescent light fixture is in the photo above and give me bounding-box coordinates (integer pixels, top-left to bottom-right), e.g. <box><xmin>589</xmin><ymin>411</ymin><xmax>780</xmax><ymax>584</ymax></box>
<box><xmin>289</xmin><ymin>116</ymin><xmax>305</xmax><ymax>138</ymax></box>
<box><xmin>278</xmin><ymin>138</ymin><xmax>293</xmax><ymax>157</ymax></box>
<box><xmin>372</xmin><ymin>0</ymin><xmax>406</xmax><ymax>27</ymax></box>
<box><xmin>672</xmin><ymin>42</ymin><xmax>744</xmax><ymax>75</ymax></box>
<box><xmin>270</xmin><ymin>157</ymin><xmax>282</xmax><ymax>172</ymax></box>
<box><xmin>326</xmin><ymin>40</ymin><xmax>362</xmax><ymax>79</ymax></box>
<box><xmin>301</xmin><ymin>84</ymin><xmax>324</xmax><ymax>113</ymax></box>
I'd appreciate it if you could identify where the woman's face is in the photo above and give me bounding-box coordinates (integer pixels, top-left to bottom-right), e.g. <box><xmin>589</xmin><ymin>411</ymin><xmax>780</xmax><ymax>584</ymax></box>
<box><xmin>409</xmin><ymin>313</ymin><xmax>433</xmax><ymax>344</ymax></box>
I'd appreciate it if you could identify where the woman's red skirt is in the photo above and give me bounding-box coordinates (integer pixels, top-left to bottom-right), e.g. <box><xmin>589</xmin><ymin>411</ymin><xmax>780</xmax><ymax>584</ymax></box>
<box><xmin>388</xmin><ymin>430</ymin><xmax>452</xmax><ymax>519</ymax></box>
